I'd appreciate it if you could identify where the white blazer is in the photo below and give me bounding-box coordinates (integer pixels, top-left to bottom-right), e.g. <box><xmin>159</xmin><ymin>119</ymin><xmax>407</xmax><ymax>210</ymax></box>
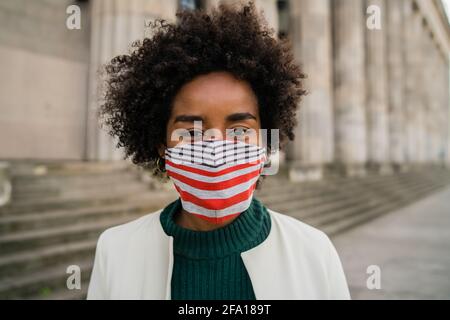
<box><xmin>87</xmin><ymin>207</ymin><xmax>351</xmax><ymax>300</ymax></box>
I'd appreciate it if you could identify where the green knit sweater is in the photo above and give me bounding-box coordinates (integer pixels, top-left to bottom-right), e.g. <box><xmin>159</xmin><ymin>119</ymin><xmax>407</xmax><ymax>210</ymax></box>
<box><xmin>159</xmin><ymin>196</ymin><xmax>271</xmax><ymax>300</ymax></box>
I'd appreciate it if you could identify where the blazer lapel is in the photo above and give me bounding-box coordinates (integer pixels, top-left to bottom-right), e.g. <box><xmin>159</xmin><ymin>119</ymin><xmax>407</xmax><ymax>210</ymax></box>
<box><xmin>120</xmin><ymin>211</ymin><xmax>173</xmax><ymax>299</ymax></box>
<box><xmin>241</xmin><ymin>210</ymin><xmax>304</xmax><ymax>299</ymax></box>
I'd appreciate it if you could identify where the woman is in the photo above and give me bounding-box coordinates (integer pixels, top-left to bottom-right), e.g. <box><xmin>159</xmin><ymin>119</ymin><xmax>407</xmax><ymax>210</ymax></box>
<box><xmin>87</xmin><ymin>2</ymin><xmax>350</xmax><ymax>300</ymax></box>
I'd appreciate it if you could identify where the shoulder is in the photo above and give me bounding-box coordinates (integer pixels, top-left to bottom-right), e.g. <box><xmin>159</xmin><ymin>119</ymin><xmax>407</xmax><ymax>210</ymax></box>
<box><xmin>87</xmin><ymin>208</ymin><xmax>167</xmax><ymax>299</ymax></box>
<box><xmin>265</xmin><ymin>208</ymin><xmax>344</xmax><ymax>277</ymax></box>
<box><xmin>267</xmin><ymin>209</ymin><xmax>333</xmax><ymax>252</ymax></box>
<box><xmin>96</xmin><ymin>209</ymin><xmax>164</xmax><ymax>251</ymax></box>
<box><xmin>266</xmin><ymin>209</ymin><xmax>350</xmax><ymax>299</ymax></box>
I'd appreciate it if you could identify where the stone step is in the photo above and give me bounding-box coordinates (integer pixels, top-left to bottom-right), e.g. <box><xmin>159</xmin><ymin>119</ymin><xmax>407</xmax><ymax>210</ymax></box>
<box><xmin>0</xmin><ymin>184</ymin><xmax>155</xmax><ymax>216</ymax></box>
<box><xmin>13</xmin><ymin>162</ymin><xmax>133</xmax><ymax>176</ymax></box>
<box><xmin>0</xmin><ymin>258</ymin><xmax>93</xmax><ymax>299</ymax></box>
<box><xmin>256</xmin><ymin>169</ymin><xmax>439</xmax><ymax>200</ymax></box>
<box><xmin>321</xmin><ymin>182</ymin><xmax>447</xmax><ymax>236</ymax></box>
<box><xmin>0</xmin><ymin>239</ymin><xmax>97</xmax><ymax>278</ymax></box>
<box><xmin>296</xmin><ymin>176</ymin><xmax>442</xmax><ymax>222</ymax></box>
<box><xmin>11</xmin><ymin>172</ymin><xmax>139</xmax><ymax>194</ymax></box>
<box><xmin>0</xmin><ymin>197</ymin><xmax>174</xmax><ymax>277</ymax></box>
<box><xmin>265</xmin><ymin>190</ymin><xmax>367</xmax><ymax>217</ymax></box>
<box><xmin>261</xmin><ymin>173</ymin><xmax>428</xmax><ymax>215</ymax></box>
<box><xmin>0</xmin><ymin>213</ymin><xmax>146</xmax><ymax>254</ymax></box>
<box><xmin>258</xmin><ymin>177</ymin><xmax>359</xmax><ymax>202</ymax></box>
<box><xmin>305</xmin><ymin>198</ymin><xmax>384</xmax><ymax>228</ymax></box>
<box><xmin>11</xmin><ymin>180</ymin><xmax>147</xmax><ymax>202</ymax></box>
<box><xmin>321</xmin><ymin>198</ymin><xmax>399</xmax><ymax>236</ymax></box>
<box><xmin>11</xmin><ymin>174</ymin><xmax>144</xmax><ymax>195</ymax></box>
<box><xmin>357</xmin><ymin>177</ymin><xmax>436</xmax><ymax>203</ymax></box>
<box><xmin>301</xmin><ymin>179</ymin><xmax>437</xmax><ymax>227</ymax></box>
<box><xmin>10</xmin><ymin>172</ymin><xmax>134</xmax><ymax>191</ymax></box>
<box><xmin>9</xmin><ymin>160</ymin><xmax>131</xmax><ymax>177</ymax></box>
<box><xmin>257</xmin><ymin>177</ymin><xmax>390</xmax><ymax>207</ymax></box>
<box><xmin>331</xmin><ymin>173</ymin><xmax>437</xmax><ymax>200</ymax></box>
<box><xmin>260</xmin><ymin>184</ymin><xmax>351</xmax><ymax>208</ymax></box>
<box><xmin>280</xmin><ymin>192</ymin><xmax>378</xmax><ymax>221</ymax></box>
<box><xmin>33</xmin><ymin>281</ymin><xmax>89</xmax><ymax>300</ymax></box>
<box><xmin>256</xmin><ymin>172</ymin><xmax>391</xmax><ymax>197</ymax></box>
<box><xmin>266</xmin><ymin>175</ymin><xmax>449</xmax><ymax>236</ymax></box>
<box><xmin>0</xmin><ymin>192</ymin><xmax>176</xmax><ymax>233</ymax></box>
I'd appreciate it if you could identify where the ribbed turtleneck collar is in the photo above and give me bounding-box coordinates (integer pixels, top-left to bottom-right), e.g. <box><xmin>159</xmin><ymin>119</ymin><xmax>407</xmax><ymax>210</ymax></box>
<box><xmin>159</xmin><ymin>196</ymin><xmax>271</xmax><ymax>260</ymax></box>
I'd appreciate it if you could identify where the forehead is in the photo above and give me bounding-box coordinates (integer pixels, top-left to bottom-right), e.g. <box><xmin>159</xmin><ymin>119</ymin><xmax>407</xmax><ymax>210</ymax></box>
<box><xmin>171</xmin><ymin>71</ymin><xmax>258</xmax><ymax>116</ymax></box>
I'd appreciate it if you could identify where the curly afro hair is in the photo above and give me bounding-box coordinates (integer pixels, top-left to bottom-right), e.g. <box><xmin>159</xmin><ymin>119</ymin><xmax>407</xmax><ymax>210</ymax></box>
<box><xmin>99</xmin><ymin>1</ymin><xmax>306</xmax><ymax>174</ymax></box>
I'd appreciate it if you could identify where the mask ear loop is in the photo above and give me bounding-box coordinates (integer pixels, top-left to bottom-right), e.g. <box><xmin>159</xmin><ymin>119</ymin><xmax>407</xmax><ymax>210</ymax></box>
<box><xmin>261</xmin><ymin>148</ymin><xmax>270</xmax><ymax>175</ymax></box>
<box><xmin>156</xmin><ymin>156</ymin><xmax>166</xmax><ymax>173</ymax></box>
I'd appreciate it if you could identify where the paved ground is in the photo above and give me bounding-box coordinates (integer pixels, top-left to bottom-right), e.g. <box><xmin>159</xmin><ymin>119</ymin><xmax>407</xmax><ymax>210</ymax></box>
<box><xmin>332</xmin><ymin>185</ymin><xmax>450</xmax><ymax>300</ymax></box>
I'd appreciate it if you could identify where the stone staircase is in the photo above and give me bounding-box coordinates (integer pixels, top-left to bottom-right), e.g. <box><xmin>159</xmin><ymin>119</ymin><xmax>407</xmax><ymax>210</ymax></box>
<box><xmin>256</xmin><ymin>166</ymin><xmax>450</xmax><ymax>236</ymax></box>
<box><xmin>0</xmin><ymin>161</ymin><xmax>177</xmax><ymax>300</ymax></box>
<box><xmin>1</xmin><ymin>161</ymin><xmax>450</xmax><ymax>300</ymax></box>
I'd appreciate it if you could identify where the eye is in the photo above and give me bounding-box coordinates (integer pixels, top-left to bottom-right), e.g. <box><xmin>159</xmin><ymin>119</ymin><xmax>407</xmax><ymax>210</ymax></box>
<box><xmin>190</xmin><ymin>129</ymin><xmax>203</xmax><ymax>137</ymax></box>
<box><xmin>178</xmin><ymin>129</ymin><xmax>202</xmax><ymax>137</ymax></box>
<box><xmin>175</xmin><ymin>129</ymin><xmax>203</xmax><ymax>143</ymax></box>
<box><xmin>227</xmin><ymin>127</ymin><xmax>250</xmax><ymax>141</ymax></box>
<box><xmin>186</xmin><ymin>129</ymin><xmax>203</xmax><ymax>141</ymax></box>
<box><xmin>228</xmin><ymin>127</ymin><xmax>249</xmax><ymax>137</ymax></box>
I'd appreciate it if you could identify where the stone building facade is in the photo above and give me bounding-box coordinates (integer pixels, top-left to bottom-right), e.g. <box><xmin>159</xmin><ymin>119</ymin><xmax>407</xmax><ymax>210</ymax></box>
<box><xmin>0</xmin><ymin>0</ymin><xmax>449</xmax><ymax>181</ymax></box>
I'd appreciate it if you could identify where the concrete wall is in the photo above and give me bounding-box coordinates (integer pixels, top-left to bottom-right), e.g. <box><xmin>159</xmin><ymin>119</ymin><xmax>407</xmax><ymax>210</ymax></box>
<box><xmin>0</xmin><ymin>0</ymin><xmax>90</xmax><ymax>160</ymax></box>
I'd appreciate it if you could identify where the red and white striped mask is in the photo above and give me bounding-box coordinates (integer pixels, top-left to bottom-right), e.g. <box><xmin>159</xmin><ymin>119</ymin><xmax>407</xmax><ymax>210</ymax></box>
<box><xmin>165</xmin><ymin>139</ymin><xmax>267</xmax><ymax>224</ymax></box>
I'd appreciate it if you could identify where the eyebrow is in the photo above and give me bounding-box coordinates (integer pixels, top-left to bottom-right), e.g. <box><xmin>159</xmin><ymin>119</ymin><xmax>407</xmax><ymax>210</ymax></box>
<box><xmin>226</xmin><ymin>112</ymin><xmax>257</xmax><ymax>122</ymax></box>
<box><xmin>173</xmin><ymin>112</ymin><xmax>257</xmax><ymax>124</ymax></box>
<box><xmin>173</xmin><ymin>115</ymin><xmax>204</xmax><ymax>123</ymax></box>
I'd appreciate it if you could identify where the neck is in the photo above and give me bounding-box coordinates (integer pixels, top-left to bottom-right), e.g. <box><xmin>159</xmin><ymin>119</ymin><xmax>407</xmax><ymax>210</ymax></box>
<box><xmin>174</xmin><ymin>208</ymin><xmax>238</xmax><ymax>231</ymax></box>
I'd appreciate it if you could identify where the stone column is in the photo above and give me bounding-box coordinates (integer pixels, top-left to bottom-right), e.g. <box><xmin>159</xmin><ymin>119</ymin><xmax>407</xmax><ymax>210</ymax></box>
<box><xmin>416</xmin><ymin>17</ymin><xmax>427</xmax><ymax>164</ymax></box>
<box><xmin>445</xmin><ymin>57</ymin><xmax>450</xmax><ymax>166</ymax></box>
<box><xmin>253</xmin><ymin>0</ymin><xmax>278</xmax><ymax>34</ymax></box>
<box><xmin>438</xmin><ymin>50</ymin><xmax>448</xmax><ymax>165</ymax></box>
<box><xmin>402</xmin><ymin>0</ymin><xmax>423</xmax><ymax>166</ymax></box>
<box><xmin>331</xmin><ymin>0</ymin><xmax>367</xmax><ymax>176</ymax></box>
<box><xmin>423</xmin><ymin>30</ymin><xmax>440</xmax><ymax>164</ymax></box>
<box><xmin>365</xmin><ymin>0</ymin><xmax>390</xmax><ymax>173</ymax></box>
<box><xmin>205</xmin><ymin>0</ymin><xmax>279</xmax><ymax>34</ymax></box>
<box><xmin>440</xmin><ymin>52</ymin><xmax>450</xmax><ymax>165</ymax></box>
<box><xmin>86</xmin><ymin>0</ymin><xmax>177</xmax><ymax>160</ymax></box>
<box><xmin>386</xmin><ymin>0</ymin><xmax>406</xmax><ymax>170</ymax></box>
<box><xmin>285</xmin><ymin>0</ymin><xmax>334</xmax><ymax>181</ymax></box>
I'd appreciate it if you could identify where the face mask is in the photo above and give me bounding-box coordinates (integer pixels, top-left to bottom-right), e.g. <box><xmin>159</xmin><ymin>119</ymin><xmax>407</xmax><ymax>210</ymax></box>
<box><xmin>164</xmin><ymin>139</ymin><xmax>267</xmax><ymax>224</ymax></box>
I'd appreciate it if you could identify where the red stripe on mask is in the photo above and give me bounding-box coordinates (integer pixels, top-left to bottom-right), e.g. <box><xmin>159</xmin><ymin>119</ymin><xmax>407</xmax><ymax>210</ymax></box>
<box><xmin>166</xmin><ymin>167</ymin><xmax>261</xmax><ymax>191</ymax></box>
<box><xmin>165</xmin><ymin>158</ymin><xmax>262</xmax><ymax>177</ymax></box>
<box><xmin>174</xmin><ymin>181</ymin><xmax>257</xmax><ymax>210</ymax></box>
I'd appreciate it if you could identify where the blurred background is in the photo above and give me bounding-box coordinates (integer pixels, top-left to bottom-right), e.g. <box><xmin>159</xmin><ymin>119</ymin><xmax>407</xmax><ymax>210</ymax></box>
<box><xmin>0</xmin><ymin>0</ymin><xmax>449</xmax><ymax>299</ymax></box>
